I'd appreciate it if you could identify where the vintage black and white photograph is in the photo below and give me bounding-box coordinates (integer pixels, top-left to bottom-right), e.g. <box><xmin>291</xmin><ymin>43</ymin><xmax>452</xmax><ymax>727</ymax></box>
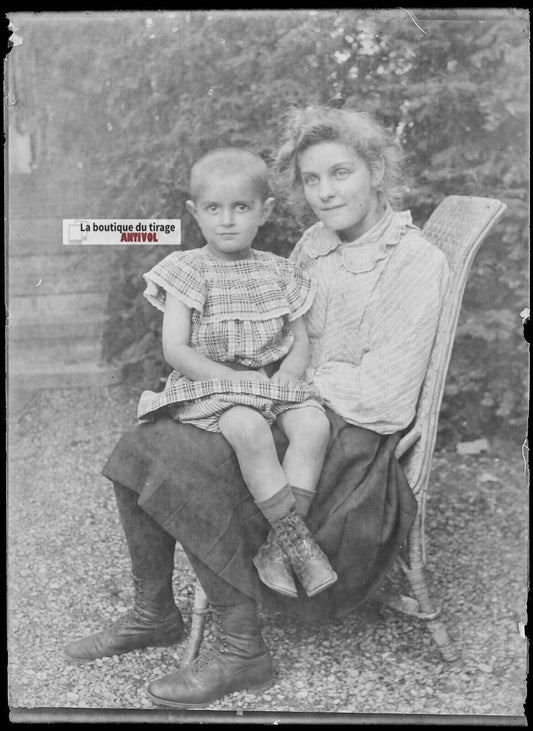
<box><xmin>6</xmin><ymin>8</ymin><xmax>529</xmax><ymax>724</ymax></box>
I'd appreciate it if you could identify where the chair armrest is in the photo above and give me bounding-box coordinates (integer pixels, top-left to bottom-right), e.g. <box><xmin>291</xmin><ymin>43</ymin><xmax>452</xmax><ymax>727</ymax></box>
<box><xmin>395</xmin><ymin>429</ymin><xmax>422</xmax><ymax>460</ymax></box>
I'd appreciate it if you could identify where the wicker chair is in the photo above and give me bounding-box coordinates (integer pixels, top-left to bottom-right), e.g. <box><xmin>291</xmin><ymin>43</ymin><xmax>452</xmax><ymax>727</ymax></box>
<box><xmin>181</xmin><ymin>195</ymin><xmax>507</xmax><ymax>666</ymax></box>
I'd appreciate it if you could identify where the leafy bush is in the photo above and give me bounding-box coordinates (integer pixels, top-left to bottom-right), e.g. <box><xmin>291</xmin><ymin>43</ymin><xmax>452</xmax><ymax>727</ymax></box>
<box><xmin>14</xmin><ymin>10</ymin><xmax>529</xmax><ymax>444</ymax></box>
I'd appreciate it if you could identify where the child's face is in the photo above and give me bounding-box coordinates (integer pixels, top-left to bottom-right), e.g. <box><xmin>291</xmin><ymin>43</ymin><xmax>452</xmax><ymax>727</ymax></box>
<box><xmin>186</xmin><ymin>173</ymin><xmax>274</xmax><ymax>261</ymax></box>
<box><xmin>298</xmin><ymin>142</ymin><xmax>384</xmax><ymax>242</ymax></box>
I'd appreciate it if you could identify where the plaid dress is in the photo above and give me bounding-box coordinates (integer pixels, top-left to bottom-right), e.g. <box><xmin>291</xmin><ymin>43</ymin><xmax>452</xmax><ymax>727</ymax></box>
<box><xmin>137</xmin><ymin>248</ymin><xmax>324</xmax><ymax>431</ymax></box>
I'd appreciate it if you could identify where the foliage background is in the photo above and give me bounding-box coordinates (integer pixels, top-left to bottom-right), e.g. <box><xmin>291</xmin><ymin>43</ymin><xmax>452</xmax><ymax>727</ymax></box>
<box><xmin>11</xmin><ymin>9</ymin><xmax>529</xmax><ymax>447</ymax></box>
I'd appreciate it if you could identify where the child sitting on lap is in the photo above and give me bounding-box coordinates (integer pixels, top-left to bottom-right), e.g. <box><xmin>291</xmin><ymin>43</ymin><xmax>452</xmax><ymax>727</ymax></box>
<box><xmin>138</xmin><ymin>147</ymin><xmax>336</xmax><ymax>599</ymax></box>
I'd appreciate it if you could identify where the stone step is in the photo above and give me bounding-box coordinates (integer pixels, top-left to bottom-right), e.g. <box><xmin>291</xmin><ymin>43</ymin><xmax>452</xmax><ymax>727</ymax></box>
<box><xmin>8</xmin><ymin>253</ymin><xmax>114</xmax><ymax>295</ymax></box>
<box><xmin>9</xmin><ymin>200</ymin><xmax>87</xmax><ymax>220</ymax></box>
<box><xmin>8</xmin><ymin>180</ymin><xmax>58</xmax><ymax>213</ymax></box>
<box><xmin>9</xmin><ymin>239</ymin><xmax>94</xmax><ymax>256</ymax></box>
<box><xmin>8</xmin><ymin>218</ymin><xmax>115</xmax><ymax>255</ymax></box>
<box><xmin>8</xmin><ymin>362</ymin><xmax>124</xmax><ymax>390</ymax></box>
<box><xmin>10</xmin><ymin>217</ymin><xmax>62</xmax><ymax>238</ymax></box>
<box><xmin>9</xmin><ymin>218</ymin><xmax>73</xmax><ymax>256</ymax></box>
<box><xmin>8</xmin><ymin>170</ymin><xmax>96</xmax><ymax>218</ymax></box>
<box><xmin>9</xmin><ymin>337</ymin><xmax>102</xmax><ymax>366</ymax></box>
<box><xmin>10</xmin><ymin>292</ymin><xmax>108</xmax><ymax>325</ymax></box>
<box><xmin>9</xmin><ymin>238</ymin><xmax>84</xmax><ymax>256</ymax></box>
<box><xmin>8</xmin><ymin>318</ymin><xmax>108</xmax><ymax>341</ymax></box>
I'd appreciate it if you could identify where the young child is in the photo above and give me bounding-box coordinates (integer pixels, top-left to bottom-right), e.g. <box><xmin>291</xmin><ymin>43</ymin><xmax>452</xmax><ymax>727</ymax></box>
<box><xmin>137</xmin><ymin>147</ymin><xmax>336</xmax><ymax>599</ymax></box>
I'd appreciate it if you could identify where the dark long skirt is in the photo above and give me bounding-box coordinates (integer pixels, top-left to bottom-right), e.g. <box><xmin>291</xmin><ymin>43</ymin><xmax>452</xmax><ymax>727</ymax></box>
<box><xmin>102</xmin><ymin>409</ymin><xmax>417</xmax><ymax>624</ymax></box>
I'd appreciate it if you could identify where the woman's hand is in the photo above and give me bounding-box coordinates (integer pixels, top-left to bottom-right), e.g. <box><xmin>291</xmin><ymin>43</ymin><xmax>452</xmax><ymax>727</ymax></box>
<box><xmin>270</xmin><ymin>317</ymin><xmax>309</xmax><ymax>388</ymax></box>
<box><xmin>226</xmin><ymin>369</ymin><xmax>270</xmax><ymax>383</ymax></box>
<box><xmin>218</xmin><ymin>362</ymin><xmax>269</xmax><ymax>382</ymax></box>
<box><xmin>270</xmin><ymin>368</ymin><xmax>301</xmax><ymax>388</ymax></box>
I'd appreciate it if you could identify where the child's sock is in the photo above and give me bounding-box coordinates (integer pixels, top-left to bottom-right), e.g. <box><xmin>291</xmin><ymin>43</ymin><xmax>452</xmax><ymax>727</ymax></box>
<box><xmin>255</xmin><ymin>483</ymin><xmax>295</xmax><ymax>521</ymax></box>
<box><xmin>292</xmin><ymin>486</ymin><xmax>316</xmax><ymax>517</ymax></box>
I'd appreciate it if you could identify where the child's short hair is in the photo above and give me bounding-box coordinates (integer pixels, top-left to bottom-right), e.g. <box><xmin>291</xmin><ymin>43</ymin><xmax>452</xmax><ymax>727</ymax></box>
<box><xmin>271</xmin><ymin>105</ymin><xmax>407</xmax><ymax>217</ymax></box>
<box><xmin>190</xmin><ymin>147</ymin><xmax>270</xmax><ymax>202</ymax></box>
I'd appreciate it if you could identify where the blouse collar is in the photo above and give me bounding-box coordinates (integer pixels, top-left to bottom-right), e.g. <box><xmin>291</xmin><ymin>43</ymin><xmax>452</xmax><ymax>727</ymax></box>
<box><xmin>304</xmin><ymin>206</ymin><xmax>413</xmax><ymax>274</ymax></box>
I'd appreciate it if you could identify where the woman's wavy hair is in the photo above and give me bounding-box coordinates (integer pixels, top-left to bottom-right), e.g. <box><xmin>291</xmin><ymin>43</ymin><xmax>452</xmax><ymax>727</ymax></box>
<box><xmin>269</xmin><ymin>104</ymin><xmax>408</xmax><ymax>221</ymax></box>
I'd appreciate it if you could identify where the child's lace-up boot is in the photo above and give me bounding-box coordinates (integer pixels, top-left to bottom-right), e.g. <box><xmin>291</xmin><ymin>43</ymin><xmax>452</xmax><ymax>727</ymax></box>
<box><xmin>270</xmin><ymin>510</ymin><xmax>337</xmax><ymax>597</ymax></box>
<box><xmin>253</xmin><ymin>530</ymin><xmax>298</xmax><ymax>597</ymax></box>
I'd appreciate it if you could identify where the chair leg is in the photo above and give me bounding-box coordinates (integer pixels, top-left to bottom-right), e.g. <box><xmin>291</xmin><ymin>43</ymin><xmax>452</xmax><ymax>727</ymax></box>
<box><xmin>183</xmin><ymin>513</ymin><xmax>459</xmax><ymax>665</ymax></box>
<box><xmin>401</xmin><ymin>511</ymin><xmax>460</xmax><ymax>662</ymax></box>
<box><xmin>181</xmin><ymin>582</ymin><xmax>209</xmax><ymax>667</ymax></box>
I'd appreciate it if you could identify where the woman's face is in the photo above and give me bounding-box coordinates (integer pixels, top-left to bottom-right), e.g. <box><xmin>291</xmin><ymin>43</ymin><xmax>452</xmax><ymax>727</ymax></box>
<box><xmin>297</xmin><ymin>142</ymin><xmax>383</xmax><ymax>242</ymax></box>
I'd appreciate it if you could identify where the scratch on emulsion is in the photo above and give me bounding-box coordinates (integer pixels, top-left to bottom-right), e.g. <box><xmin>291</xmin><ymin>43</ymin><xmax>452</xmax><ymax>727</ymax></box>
<box><xmin>400</xmin><ymin>8</ymin><xmax>429</xmax><ymax>36</ymax></box>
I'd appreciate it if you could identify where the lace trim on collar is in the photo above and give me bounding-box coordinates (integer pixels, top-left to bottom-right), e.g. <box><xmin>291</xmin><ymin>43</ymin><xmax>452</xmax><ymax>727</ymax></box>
<box><xmin>303</xmin><ymin>208</ymin><xmax>413</xmax><ymax>274</ymax></box>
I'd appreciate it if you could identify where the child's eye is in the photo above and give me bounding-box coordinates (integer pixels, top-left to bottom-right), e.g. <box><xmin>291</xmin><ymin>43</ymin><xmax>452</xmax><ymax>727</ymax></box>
<box><xmin>206</xmin><ymin>204</ymin><xmax>218</xmax><ymax>213</ymax></box>
<box><xmin>235</xmin><ymin>204</ymin><xmax>249</xmax><ymax>212</ymax></box>
<box><xmin>303</xmin><ymin>175</ymin><xmax>319</xmax><ymax>186</ymax></box>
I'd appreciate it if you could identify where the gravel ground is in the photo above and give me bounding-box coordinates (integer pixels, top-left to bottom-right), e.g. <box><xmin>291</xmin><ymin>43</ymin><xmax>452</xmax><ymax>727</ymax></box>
<box><xmin>7</xmin><ymin>385</ymin><xmax>528</xmax><ymax>722</ymax></box>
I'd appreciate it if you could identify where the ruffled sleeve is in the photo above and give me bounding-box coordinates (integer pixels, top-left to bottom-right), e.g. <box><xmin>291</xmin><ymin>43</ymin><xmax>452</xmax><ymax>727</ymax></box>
<box><xmin>142</xmin><ymin>251</ymin><xmax>206</xmax><ymax>313</ymax></box>
<box><xmin>279</xmin><ymin>259</ymin><xmax>316</xmax><ymax>321</ymax></box>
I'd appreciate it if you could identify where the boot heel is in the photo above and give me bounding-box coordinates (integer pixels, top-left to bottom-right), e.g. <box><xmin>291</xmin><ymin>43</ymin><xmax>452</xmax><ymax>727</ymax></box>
<box><xmin>63</xmin><ymin>652</ymin><xmax>96</xmax><ymax>666</ymax></box>
<box><xmin>246</xmin><ymin>678</ymin><xmax>275</xmax><ymax>694</ymax></box>
<box><xmin>149</xmin><ymin>617</ymin><xmax>185</xmax><ymax>646</ymax></box>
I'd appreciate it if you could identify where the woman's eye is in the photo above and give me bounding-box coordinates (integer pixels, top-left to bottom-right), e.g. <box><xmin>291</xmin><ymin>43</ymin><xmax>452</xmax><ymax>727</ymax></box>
<box><xmin>303</xmin><ymin>175</ymin><xmax>319</xmax><ymax>186</ymax></box>
<box><xmin>334</xmin><ymin>168</ymin><xmax>350</xmax><ymax>179</ymax></box>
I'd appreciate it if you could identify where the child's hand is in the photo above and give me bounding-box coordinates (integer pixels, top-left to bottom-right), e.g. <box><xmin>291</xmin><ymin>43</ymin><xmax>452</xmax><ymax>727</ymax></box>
<box><xmin>270</xmin><ymin>369</ymin><xmax>301</xmax><ymax>388</ymax></box>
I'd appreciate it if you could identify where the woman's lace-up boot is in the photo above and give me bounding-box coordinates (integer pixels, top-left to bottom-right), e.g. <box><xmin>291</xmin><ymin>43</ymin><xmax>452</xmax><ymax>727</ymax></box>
<box><xmin>270</xmin><ymin>509</ymin><xmax>337</xmax><ymax>597</ymax></box>
<box><xmin>146</xmin><ymin>599</ymin><xmax>274</xmax><ymax>708</ymax></box>
<box><xmin>64</xmin><ymin>574</ymin><xmax>184</xmax><ymax>663</ymax></box>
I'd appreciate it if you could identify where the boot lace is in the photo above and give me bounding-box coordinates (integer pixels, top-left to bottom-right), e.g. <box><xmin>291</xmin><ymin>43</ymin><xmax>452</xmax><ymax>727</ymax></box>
<box><xmin>263</xmin><ymin>531</ymin><xmax>292</xmax><ymax>567</ymax></box>
<box><xmin>190</xmin><ymin>609</ymin><xmax>228</xmax><ymax>671</ymax></box>
<box><xmin>108</xmin><ymin>606</ymin><xmax>144</xmax><ymax>630</ymax></box>
<box><xmin>279</xmin><ymin>513</ymin><xmax>326</xmax><ymax>562</ymax></box>
<box><xmin>103</xmin><ymin>580</ymin><xmax>146</xmax><ymax>631</ymax></box>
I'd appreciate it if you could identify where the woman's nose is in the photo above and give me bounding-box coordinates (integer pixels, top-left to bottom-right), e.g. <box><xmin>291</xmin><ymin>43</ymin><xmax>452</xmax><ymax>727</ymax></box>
<box><xmin>318</xmin><ymin>178</ymin><xmax>335</xmax><ymax>200</ymax></box>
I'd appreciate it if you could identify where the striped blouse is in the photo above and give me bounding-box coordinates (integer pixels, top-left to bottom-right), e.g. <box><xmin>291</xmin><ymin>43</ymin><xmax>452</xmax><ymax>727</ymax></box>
<box><xmin>290</xmin><ymin>207</ymin><xmax>450</xmax><ymax>435</ymax></box>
